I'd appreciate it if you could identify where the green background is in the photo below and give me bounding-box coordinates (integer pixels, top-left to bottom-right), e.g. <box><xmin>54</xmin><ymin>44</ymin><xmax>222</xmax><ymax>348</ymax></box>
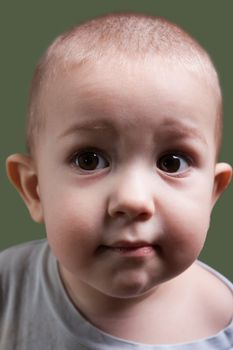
<box><xmin>1</xmin><ymin>1</ymin><xmax>232</xmax><ymax>280</ymax></box>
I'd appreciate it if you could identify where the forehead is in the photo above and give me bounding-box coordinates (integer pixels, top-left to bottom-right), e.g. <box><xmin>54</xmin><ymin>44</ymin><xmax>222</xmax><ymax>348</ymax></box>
<box><xmin>41</xmin><ymin>58</ymin><xmax>218</xmax><ymax>144</ymax></box>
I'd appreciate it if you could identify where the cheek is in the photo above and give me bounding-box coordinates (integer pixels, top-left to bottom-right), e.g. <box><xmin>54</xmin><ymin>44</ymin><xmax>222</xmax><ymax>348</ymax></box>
<box><xmin>41</xmin><ymin>189</ymin><xmax>105</xmax><ymax>267</ymax></box>
<box><xmin>165</xmin><ymin>207</ymin><xmax>210</xmax><ymax>252</ymax></box>
<box><xmin>160</xmin><ymin>185</ymin><xmax>213</xmax><ymax>266</ymax></box>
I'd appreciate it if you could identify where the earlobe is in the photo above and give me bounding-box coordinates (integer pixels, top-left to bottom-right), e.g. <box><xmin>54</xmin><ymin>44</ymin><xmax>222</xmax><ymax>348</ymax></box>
<box><xmin>6</xmin><ymin>154</ymin><xmax>44</xmax><ymax>223</ymax></box>
<box><xmin>212</xmin><ymin>162</ymin><xmax>232</xmax><ymax>207</ymax></box>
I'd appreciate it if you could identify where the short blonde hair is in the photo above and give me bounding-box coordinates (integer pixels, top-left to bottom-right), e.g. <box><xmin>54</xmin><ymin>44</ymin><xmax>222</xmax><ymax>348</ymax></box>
<box><xmin>26</xmin><ymin>13</ymin><xmax>222</xmax><ymax>158</ymax></box>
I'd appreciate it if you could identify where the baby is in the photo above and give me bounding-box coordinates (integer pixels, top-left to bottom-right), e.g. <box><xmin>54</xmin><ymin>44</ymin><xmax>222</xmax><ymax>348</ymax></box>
<box><xmin>1</xmin><ymin>13</ymin><xmax>233</xmax><ymax>350</ymax></box>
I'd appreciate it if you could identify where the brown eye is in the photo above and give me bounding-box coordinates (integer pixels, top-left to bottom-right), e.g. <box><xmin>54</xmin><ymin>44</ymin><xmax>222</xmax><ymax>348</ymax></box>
<box><xmin>157</xmin><ymin>154</ymin><xmax>189</xmax><ymax>174</ymax></box>
<box><xmin>73</xmin><ymin>151</ymin><xmax>109</xmax><ymax>171</ymax></box>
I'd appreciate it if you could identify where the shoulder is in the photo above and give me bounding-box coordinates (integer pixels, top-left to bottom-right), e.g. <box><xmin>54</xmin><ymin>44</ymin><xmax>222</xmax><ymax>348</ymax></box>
<box><xmin>196</xmin><ymin>261</ymin><xmax>233</xmax><ymax>305</ymax></box>
<box><xmin>0</xmin><ymin>239</ymin><xmax>48</xmax><ymax>282</ymax></box>
<box><xmin>0</xmin><ymin>240</ymin><xmax>59</xmax><ymax>348</ymax></box>
<box><xmin>0</xmin><ymin>239</ymin><xmax>47</xmax><ymax>262</ymax></box>
<box><xmin>194</xmin><ymin>261</ymin><xmax>233</xmax><ymax>331</ymax></box>
<box><xmin>0</xmin><ymin>239</ymin><xmax>50</xmax><ymax>319</ymax></box>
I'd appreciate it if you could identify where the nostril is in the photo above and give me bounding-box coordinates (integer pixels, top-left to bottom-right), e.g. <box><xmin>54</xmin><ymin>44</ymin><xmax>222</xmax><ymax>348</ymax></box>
<box><xmin>109</xmin><ymin>203</ymin><xmax>155</xmax><ymax>221</ymax></box>
<box><xmin>138</xmin><ymin>212</ymin><xmax>152</xmax><ymax>221</ymax></box>
<box><xmin>112</xmin><ymin>210</ymin><xmax>125</xmax><ymax>218</ymax></box>
<box><xmin>114</xmin><ymin>211</ymin><xmax>148</xmax><ymax>220</ymax></box>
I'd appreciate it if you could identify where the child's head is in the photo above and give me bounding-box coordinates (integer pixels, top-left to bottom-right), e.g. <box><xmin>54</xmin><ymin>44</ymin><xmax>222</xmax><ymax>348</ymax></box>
<box><xmin>7</xmin><ymin>13</ymin><xmax>232</xmax><ymax>299</ymax></box>
<box><xmin>26</xmin><ymin>13</ymin><xmax>223</xmax><ymax>159</ymax></box>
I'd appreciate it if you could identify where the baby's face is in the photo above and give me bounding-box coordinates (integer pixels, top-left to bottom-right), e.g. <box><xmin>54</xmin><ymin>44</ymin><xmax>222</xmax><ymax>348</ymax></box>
<box><xmin>35</xmin><ymin>58</ymin><xmax>219</xmax><ymax>298</ymax></box>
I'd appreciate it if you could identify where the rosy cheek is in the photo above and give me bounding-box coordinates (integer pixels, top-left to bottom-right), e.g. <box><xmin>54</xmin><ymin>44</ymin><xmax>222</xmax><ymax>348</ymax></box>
<box><xmin>160</xmin><ymin>197</ymin><xmax>210</xmax><ymax>256</ymax></box>
<box><xmin>45</xmin><ymin>198</ymin><xmax>102</xmax><ymax>249</ymax></box>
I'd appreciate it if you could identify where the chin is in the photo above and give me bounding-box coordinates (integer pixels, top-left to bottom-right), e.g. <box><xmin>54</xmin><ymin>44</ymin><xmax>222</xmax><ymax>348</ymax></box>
<box><xmin>103</xmin><ymin>275</ymin><xmax>160</xmax><ymax>299</ymax></box>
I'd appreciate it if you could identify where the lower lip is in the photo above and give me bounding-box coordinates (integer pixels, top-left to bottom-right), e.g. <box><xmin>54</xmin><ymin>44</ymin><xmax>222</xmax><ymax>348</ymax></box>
<box><xmin>105</xmin><ymin>245</ymin><xmax>156</xmax><ymax>258</ymax></box>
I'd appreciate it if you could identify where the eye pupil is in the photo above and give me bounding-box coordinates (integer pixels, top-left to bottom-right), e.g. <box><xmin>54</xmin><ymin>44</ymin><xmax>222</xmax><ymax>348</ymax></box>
<box><xmin>158</xmin><ymin>155</ymin><xmax>181</xmax><ymax>173</ymax></box>
<box><xmin>77</xmin><ymin>152</ymin><xmax>99</xmax><ymax>170</ymax></box>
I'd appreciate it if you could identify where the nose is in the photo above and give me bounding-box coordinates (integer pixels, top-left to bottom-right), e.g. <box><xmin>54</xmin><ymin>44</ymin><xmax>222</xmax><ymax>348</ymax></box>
<box><xmin>107</xmin><ymin>169</ymin><xmax>156</xmax><ymax>221</ymax></box>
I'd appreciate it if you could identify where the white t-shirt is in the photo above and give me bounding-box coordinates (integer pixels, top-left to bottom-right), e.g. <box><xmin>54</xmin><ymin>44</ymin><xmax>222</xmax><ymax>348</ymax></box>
<box><xmin>0</xmin><ymin>239</ymin><xmax>232</xmax><ymax>350</ymax></box>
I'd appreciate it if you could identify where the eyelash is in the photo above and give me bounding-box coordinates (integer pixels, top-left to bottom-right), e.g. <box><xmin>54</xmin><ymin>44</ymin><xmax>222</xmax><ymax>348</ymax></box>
<box><xmin>69</xmin><ymin>148</ymin><xmax>193</xmax><ymax>176</ymax></box>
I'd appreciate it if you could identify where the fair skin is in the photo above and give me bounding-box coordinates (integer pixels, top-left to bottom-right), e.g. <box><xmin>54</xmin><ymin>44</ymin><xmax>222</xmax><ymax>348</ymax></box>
<box><xmin>7</xmin><ymin>57</ymin><xmax>232</xmax><ymax>344</ymax></box>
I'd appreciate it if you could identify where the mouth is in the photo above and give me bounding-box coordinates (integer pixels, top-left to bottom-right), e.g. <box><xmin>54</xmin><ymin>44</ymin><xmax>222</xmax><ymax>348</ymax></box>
<box><xmin>100</xmin><ymin>241</ymin><xmax>158</xmax><ymax>258</ymax></box>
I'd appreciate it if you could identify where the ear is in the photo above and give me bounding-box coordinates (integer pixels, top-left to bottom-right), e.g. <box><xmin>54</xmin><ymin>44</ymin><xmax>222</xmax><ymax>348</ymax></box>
<box><xmin>212</xmin><ymin>162</ymin><xmax>232</xmax><ymax>208</ymax></box>
<box><xmin>6</xmin><ymin>154</ymin><xmax>44</xmax><ymax>223</ymax></box>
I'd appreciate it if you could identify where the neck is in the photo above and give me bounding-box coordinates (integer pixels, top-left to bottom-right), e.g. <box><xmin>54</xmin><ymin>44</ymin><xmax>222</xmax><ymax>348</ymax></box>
<box><xmin>59</xmin><ymin>264</ymin><xmax>194</xmax><ymax>341</ymax></box>
<box><xmin>61</xmin><ymin>265</ymin><xmax>156</xmax><ymax>316</ymax></box>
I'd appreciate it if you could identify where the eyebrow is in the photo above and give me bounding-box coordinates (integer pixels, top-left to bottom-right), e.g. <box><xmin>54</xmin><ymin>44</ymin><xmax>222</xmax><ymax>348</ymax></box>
<box><xmin>59</xmin><ymin>119</ymin><xmax>116</xmax><ymax>139</ymax></box>
<box><xmin>160</xmin><ymin>120</ymin><xmax>208</xmax><ymax>146</ymax></box>
<box><xmin>59</xmin><ymin>117</ymin><xmax>207</xmax><ymax>146</ymax></box>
